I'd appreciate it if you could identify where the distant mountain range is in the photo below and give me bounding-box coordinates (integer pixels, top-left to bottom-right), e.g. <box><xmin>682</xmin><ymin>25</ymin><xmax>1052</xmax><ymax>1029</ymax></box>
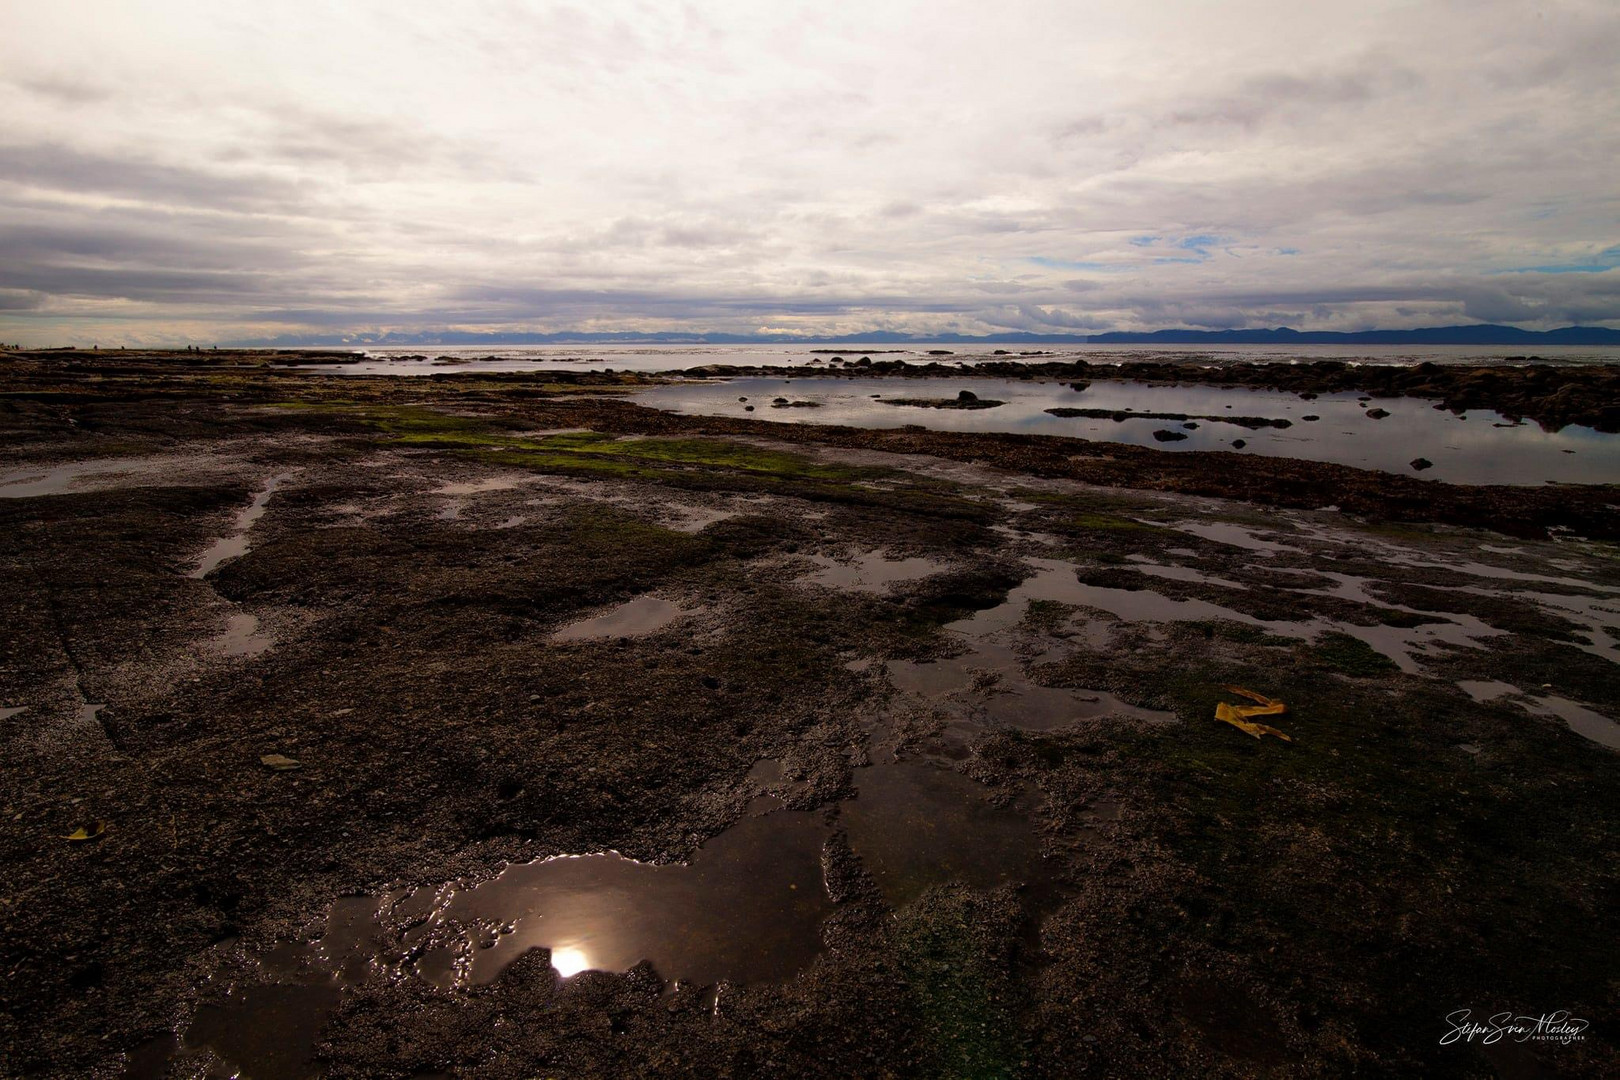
<box><xmin>239</xmin><ymin>324</ymin><xmax>1620</xmax><ymax>348</ymax></box>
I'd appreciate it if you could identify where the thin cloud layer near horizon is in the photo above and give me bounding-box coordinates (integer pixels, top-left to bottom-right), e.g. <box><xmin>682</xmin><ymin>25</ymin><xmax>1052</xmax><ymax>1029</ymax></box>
<box><xmin>2</xmin><ymin>0</ymin><xmax>1617</xmax><ymax>346</ymax></box>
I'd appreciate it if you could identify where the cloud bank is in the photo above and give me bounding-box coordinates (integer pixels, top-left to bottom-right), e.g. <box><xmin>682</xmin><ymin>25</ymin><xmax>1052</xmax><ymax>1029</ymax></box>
<box><xmin>1</xmin><ymin>0</ymin><xmax>1617</xmax><ymax>345</ymax></box>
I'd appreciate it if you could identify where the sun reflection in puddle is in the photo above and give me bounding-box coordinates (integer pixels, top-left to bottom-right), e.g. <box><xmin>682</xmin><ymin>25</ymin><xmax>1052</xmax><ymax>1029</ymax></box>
<box><xmin>548</xmin><ymin>945</ymin><xmax>592</xmax><ymax>977</ymax></box>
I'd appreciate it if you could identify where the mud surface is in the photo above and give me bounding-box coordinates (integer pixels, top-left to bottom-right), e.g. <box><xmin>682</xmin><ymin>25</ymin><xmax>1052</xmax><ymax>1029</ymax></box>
<box><xmin>1</xmin><ymin>351</ymin><xmax>1617</xmax><ymax>1079</ymax></box>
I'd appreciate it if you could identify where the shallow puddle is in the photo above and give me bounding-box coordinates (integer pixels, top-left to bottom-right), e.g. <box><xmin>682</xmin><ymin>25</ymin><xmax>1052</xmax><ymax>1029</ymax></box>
<box><xmin>0</xmin><ymin>457</ymin><xmax>175</xmax><ymax>499</ymax></box>
<box><xmin>801</xmin><ymin>552</ymin><xmax>946</xmax><ymax>593</ymax></box>
<box><xmin>1165</xmin><ymin>520</ymin><xmax>1301</xmax><ymax>556</ymax></box>
<box><xmin>433</xmin><ymin>475</ymin><xmax>526</xmax><ymax>497</ymax></box>
<box><xmin>151</xmin><ymin>743</ymin><xmax>1058</xmax><ymax>1079</ymax></box>
<box><xmin>1457</xmin><ymin>679</ymin><xmax>1521</xmax><ymax>703</ymax></box>
<box><xmin>956</xmin><ymin>557</ymin><xmax>1304</xmax><ymax>637</ymax></box>
<box><xmin>191</xmin><ymin>473</ymin><xmax>292</xmax><ymax>578</ymax></box>
<box><xmin>871</xmin><ymin>559</ymin><xmax>1182</xmax><ymax>733</ymax></box>
<box><xmin>181</xmin><ymin>982</ymin><xmax>341</xmax><ymax>1080</ymax></box>
<box><xmin>552</xmin><ymin>596</ymin><xmax>691</xmax><ymax>641</ymax></box>
<box><xmin>1521</xmin><ymin>696</ymin><xmax>1620</xmax><ymax>751</ymax></box>
<box><xmin>950</xmin><ymin>553</ymin><xmax>1519</xmax><ymax>676</ymax></box>
<box><xmin>1125</xmin><ymin>555</ymin><xmax>1250</xmax><ymax>591</ymax></box>
<box><xmin>213</xmin><ymin>612</ymin><xmax>271</xmax><ymax>658</ymax></box>
<box><xmin>665</xmin><ymin>504</ymin><xmax>741</xmax><ymax>533</ymax></box>
<box><xmin>416</xmin><ymin>809</ymin><xmax>834</xmax><ymax>987</ymax></box>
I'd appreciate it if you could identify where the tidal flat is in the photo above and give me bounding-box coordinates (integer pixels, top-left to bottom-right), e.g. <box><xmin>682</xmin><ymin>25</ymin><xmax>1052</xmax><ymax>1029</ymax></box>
<box><xmin>1</xmin><ymin>351</ymin><xmax>1617</xmax><ymax>1078</ymax></box>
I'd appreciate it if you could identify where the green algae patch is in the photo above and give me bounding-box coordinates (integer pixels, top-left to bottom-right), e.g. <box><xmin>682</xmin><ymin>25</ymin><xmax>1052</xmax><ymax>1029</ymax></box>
<box><xmin>1069</xmin><ymin>512</ymin><xmax>1166</xmax><ymax>532</ymax></box>
<box><xmin>524</xmin><ymin>432</ymin><xmax>883</xmax><ymax>482</ymax></box>
<box><xmin>1308</xmin><ymin>631</ymin><xmax>1400</xmax><ymax>676</ymax></box>
<box><xmin>894</xmin><ymin>886</ymin><xmax>1024</xmax><ymax>1080</ymax></box>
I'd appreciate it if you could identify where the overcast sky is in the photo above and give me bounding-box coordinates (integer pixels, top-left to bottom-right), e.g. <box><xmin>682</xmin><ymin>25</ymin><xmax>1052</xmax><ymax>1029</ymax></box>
<box><xmin>2</xmin><ymin>0</ymin><xmax>1617</xmax><ymax>344</ymax></box>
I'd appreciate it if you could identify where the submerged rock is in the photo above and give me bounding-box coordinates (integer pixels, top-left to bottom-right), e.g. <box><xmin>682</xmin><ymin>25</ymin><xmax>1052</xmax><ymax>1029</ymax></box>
<box><xmin>1152</xmin><ymin>429</ymin><xmax>1189</xmax><ymax>442</ymax></box>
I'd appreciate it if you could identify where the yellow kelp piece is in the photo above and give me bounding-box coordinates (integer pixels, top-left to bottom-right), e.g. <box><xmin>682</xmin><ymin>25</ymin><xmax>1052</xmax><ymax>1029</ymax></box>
<box><xmin>1223</xmin><ymin>685</ymin><xmax>1281</xmax><ymax>707</ymax></box>
<box><xmin>1214</xmin><ymin>699</ymin><xmax>1292</xmax><ymax>741</ymax></box>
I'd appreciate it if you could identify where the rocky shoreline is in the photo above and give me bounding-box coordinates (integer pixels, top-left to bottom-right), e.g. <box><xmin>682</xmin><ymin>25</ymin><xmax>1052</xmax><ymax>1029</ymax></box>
<box><xmin>1</xmin><ymin>351</ymin><xmax>1616</xmax><ymax>1078</ymax></box>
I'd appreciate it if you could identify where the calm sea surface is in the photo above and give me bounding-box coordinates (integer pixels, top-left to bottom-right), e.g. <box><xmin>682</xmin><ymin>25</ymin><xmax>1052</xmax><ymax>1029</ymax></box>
<box><xmin>309</xmin><ymin>342</ymin><xmax>1620</xmax><ymax>375</ymax></box>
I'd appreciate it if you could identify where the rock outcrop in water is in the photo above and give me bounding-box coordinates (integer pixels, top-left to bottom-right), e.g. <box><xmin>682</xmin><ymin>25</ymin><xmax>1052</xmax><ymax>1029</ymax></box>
<box><xmin>1045</xmin><ymin>407</ymin><xmax>1291</xmax><ymax>429</ymax></box>
<box><xmin>882</xmin><ymin>393</ymin><xmax>1005</xmax><ymax>410</ymax></box>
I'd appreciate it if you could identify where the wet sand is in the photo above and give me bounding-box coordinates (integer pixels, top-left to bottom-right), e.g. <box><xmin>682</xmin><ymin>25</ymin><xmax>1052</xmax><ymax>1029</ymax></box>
<box><xmin>0</xmin><ymin>350</ymin><xmax>1616</xmax><ymax>1078</ymax></box>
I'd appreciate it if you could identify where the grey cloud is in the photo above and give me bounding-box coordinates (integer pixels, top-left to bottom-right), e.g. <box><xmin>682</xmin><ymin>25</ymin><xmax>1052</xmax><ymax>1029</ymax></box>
<box><xmin>0</xmin><ymin>289</ymin><xmax>44</xmax><ymax>311</ymax></box>
<box><xmin>11</xmin><ymin>75</ymin><xmax>113</xmax><ymax>105</ymax></box>
<box><xmin>1056</xmin><ymin>63</ymin><xmax>1421</xmax><ymax>146</ymax></box>
<box><xmin>0</xmin><ymin>218</ymin><xmax>307</xmax><ymax>272</ymax></box>
<box><xmin>0</xmin><ymin>143</ymin><xmax>312</xmax><ymax>212</ymax></box>
<box><xmin>1163</xmin><ymin>67</ymin><xmax>1419</xmax><ymax>129</ymax></box>
<box><xmin>0</xmin><ymin>261</ymin><xmax>308</xmax><ymax>304</ymax></box>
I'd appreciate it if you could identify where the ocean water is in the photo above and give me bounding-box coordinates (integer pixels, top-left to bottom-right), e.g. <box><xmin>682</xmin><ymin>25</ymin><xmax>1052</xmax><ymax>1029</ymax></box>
<box><xmin>632</xmin><ymin>377</ymin><xmax>1619</xmax><ymax>486</ymax></box>
<box><xmin>303</xmin><ymin>341</ymin><xmax>1620</xmax><ymax>375</ymax></box>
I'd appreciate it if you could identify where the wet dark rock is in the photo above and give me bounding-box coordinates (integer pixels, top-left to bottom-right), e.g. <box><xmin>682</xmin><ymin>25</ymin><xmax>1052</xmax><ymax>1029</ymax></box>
<box><xmin>1302</xmin><ymin>414</ymin><xmax>1320</xmax><ymax>421</ymax></box>
<box><xmin>1182</xmin><ymin>422</ymin><xmax>1199</xmax><ymax>430</ymax></box>
<box><xmin>1232</xmin><ymin>439</ymin><xmax>1248</xmax><ymax>449</ymax></box>
<box><xmin>1152</xmin><ymin>429</ymin><xmax>1189</xmax><ymax>442</ymax></box>
<box><xmin>883</xmin><ymin>396</ymin><xmax>1005</xmax><ymax>411</ymax></box>
<box><xmin>1366</xmin><ymin>408</ymin><xmax>1391</xmax><ymax>419</ymax></box>
<box><xmin>1045</xmin><ymin>407</ymin><xmax>1289</xmax><ymax>429</ymax></box>
<box><xmin>1410</xmin><ymin>457</ymin><xmax>1433</xmax><ymax>471</ymax></box>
